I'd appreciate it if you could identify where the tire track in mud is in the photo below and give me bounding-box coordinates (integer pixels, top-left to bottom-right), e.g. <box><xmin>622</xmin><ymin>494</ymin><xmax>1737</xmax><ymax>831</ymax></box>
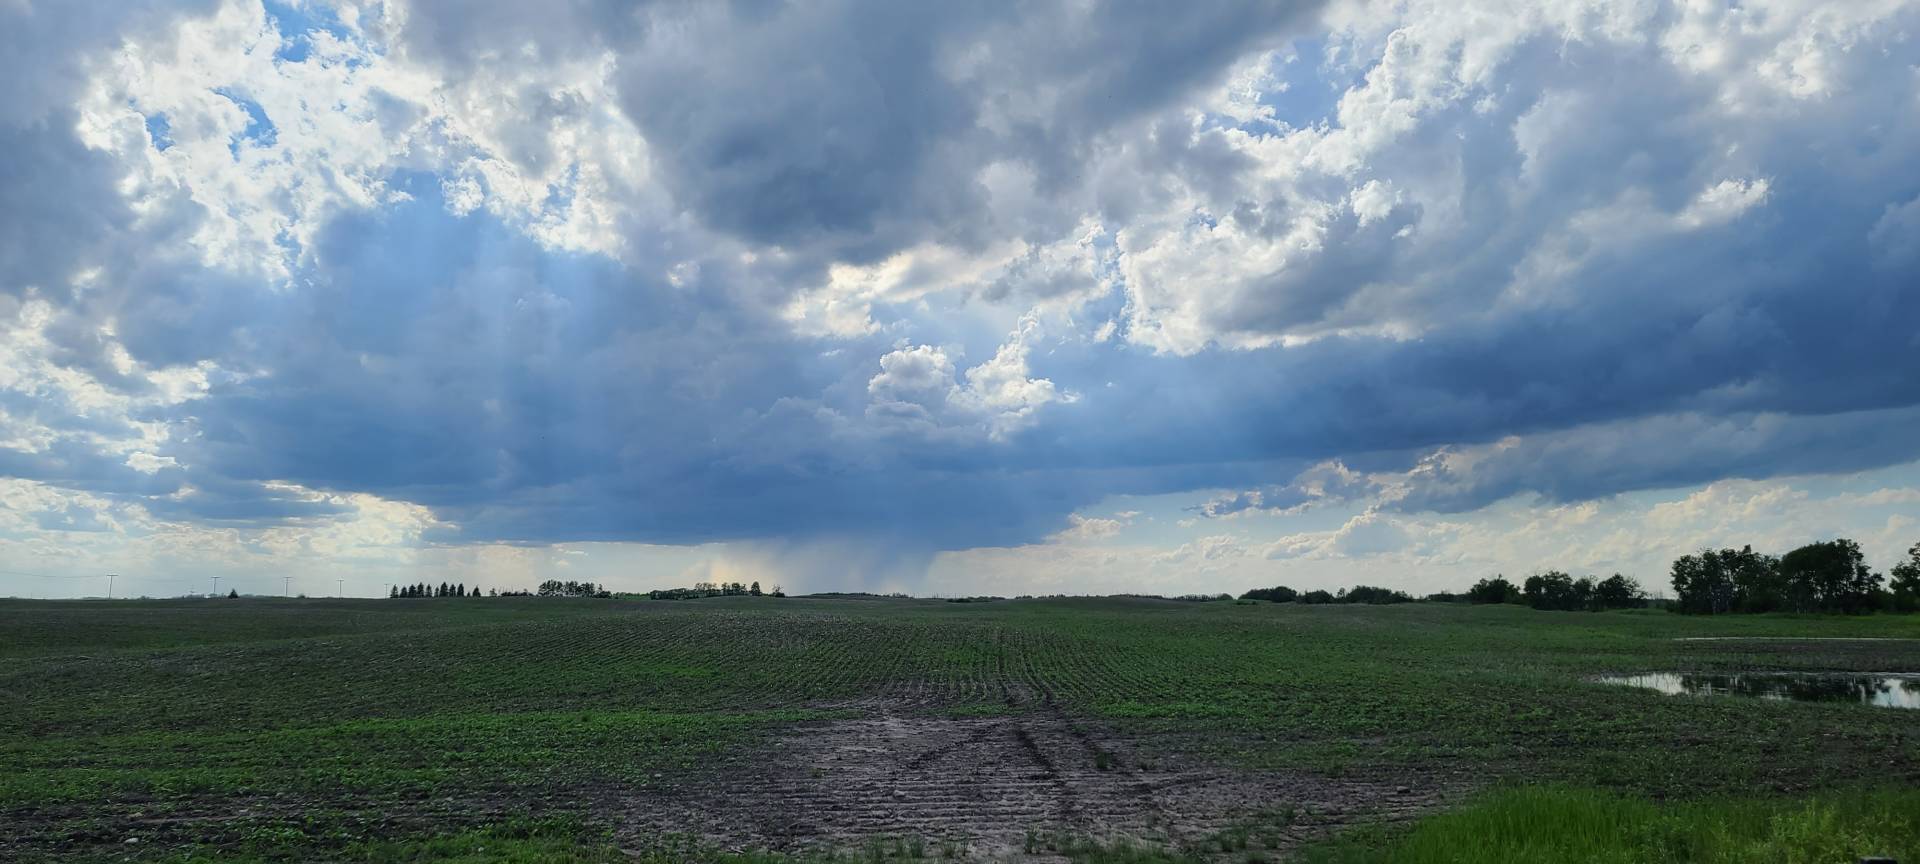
<box><xmin>617</xmin><ymin>688</ymin><xmax>1449</xmax><ymax>859</ymax></box>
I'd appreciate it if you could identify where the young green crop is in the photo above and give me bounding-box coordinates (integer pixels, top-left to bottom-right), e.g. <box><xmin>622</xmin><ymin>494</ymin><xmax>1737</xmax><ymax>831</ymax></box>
<box><xmin>2</xmin><ymin>596</ymin><xmax>1916</xmax><ymax>861</ymax></box>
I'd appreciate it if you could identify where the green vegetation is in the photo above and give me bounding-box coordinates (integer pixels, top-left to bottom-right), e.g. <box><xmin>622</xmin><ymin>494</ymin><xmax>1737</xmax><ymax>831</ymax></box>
<box><xmin>1672</xmin><ymin>537</ymin><xmax>1900</xmax><ymax>615</ymax></box>
<box><xmin>1302</xmin><ymin>786</ymin><xmax>1920</xmax><ymax>864</ymax></box>
<box><xmin>2</xmin><ymin>596</ymin><xmax>1916</xmax><ymax>861</ymax></box>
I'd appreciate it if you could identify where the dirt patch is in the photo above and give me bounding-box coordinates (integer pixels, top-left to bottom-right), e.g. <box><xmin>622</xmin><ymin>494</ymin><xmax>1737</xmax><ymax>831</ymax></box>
<box><xmin>619</xmin><ymin>704</ymin><xmax>1448</xmax><ymax>859</ymax></box>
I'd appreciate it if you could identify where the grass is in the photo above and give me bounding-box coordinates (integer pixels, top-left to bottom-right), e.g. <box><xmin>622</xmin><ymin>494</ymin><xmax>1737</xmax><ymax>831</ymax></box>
<box><xmin>1300</xmin><ymin>786</ymin><xmax>1920</xmax><ymax>864</ymax></box>
<box><xmin>2</xmin><ymin>596</ymin><xmax>1917</xmax><ymax>861</ymax></box>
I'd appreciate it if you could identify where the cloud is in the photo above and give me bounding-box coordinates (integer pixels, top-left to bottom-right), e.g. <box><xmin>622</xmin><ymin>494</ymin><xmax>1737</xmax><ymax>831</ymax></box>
<box><xmin>1196</xmin><ymin>461</ymin><xmax>1373</xmax><ymax>518</ymax></box>
<box><xmin>1383</xmin><ymin>407</ymin><xmax>1920</xmax><ymax>515</ymax></box>
<box><xmin>3</xmin><ymin>0</ymin><xmax>1919</xmax><ymax>594</ymax></box>
<box><xmin>1048</xmin><ymin>511</ymin><xmax>1137</xmax><ymax>543</ymax></box>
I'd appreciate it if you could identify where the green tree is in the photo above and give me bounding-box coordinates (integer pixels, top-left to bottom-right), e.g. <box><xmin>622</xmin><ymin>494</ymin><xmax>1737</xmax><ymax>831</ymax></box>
<box><xmin>1890</xmin><ymin>542</ymin><xmax>1920</xmax><ymax>612</ymax></box>
<box><xmin>1781</xmin><ymin>539</ymin><xmax>1881</xmax><ymax>614</ymax></box>
<box><xmin>1592</xmin><ymin>574</ymin><xmax>1645</xmax><ymax>609</ymax></box>
<box><xmin>1670</xmin><ymin>548</ymin><xmax>1760</xmax><ymax>614</ymax></box>
<box><xmin>1523</xmin><ymin>571</ymin><xmax>1581</xmax><ymax>611</ymax></box>
<box><xmin>750</xmin><ymin>581</ymin><xmax>763</xmax><ymax>596</ymax></box>
<box><xmin>1466</xmin><ymin>576</ymin><xmax>1521</xmax><ymax>605</ymax></box>
<box><xmin>1239</xmin><ymin>585</ymin><xmax>1298</xmax><ymax>603</ymax></box>
<box><xmin>1341</xmin><ymin>585</ymin><xmax>1413</xmax><ymax>604</ymax></box>
<box><xmin>1723</xmin><ymin>547</ymin><xmax>1787</xmax><ymax>612</ymax></box>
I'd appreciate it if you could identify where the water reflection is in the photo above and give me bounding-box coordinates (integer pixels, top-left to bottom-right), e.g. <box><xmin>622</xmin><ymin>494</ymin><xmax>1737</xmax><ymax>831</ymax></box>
<box><xmin>1601</xmin><ymin>672</ymin><xmax>1920</xmax><ymax>709</ymax></box>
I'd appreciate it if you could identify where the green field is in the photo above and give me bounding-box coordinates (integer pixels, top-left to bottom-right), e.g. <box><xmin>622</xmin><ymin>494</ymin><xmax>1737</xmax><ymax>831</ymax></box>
<box><xmin>3</xmin><ymin>596</ymin><xmax>1917</xmax><ymax>862</ymax></box>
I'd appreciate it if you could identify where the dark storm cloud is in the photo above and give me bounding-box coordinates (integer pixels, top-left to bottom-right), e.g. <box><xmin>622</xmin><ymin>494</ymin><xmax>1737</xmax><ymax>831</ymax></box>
<box><xmin>614</xmin><ymin>1</ymin><xmax>1324</xmax><ymax>260</ymax></box>
<box><xmin>1385</xmin><ymin>406</ymin><xmax>1920</xmax><ymax>515</ymax></box>
<box><xmin>3</xmin><ymin>0</ymin><xmax>1919</xmax><ymax>568</ymax></box>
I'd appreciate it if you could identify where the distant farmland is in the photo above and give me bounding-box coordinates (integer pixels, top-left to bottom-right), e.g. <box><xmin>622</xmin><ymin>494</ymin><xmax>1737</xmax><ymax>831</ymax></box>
<box><xmin>4</xmin><ymin>596</ymin><xmax>1919</xmax><ymax>862</ymax></box>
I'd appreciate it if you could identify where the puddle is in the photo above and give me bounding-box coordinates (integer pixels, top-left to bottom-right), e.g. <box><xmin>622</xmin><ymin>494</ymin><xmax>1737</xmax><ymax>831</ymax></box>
<box><xmin>1601</xmin><ymin>672</ymin><xmax>1920</xmax><ymax>709</ymax></box>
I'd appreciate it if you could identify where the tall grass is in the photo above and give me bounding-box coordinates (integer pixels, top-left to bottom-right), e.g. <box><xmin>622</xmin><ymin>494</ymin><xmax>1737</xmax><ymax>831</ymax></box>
<box><xmin>1302</xmin><ymin>786</ymin><xmax>1920</xmax><ymax>864</ymax></box>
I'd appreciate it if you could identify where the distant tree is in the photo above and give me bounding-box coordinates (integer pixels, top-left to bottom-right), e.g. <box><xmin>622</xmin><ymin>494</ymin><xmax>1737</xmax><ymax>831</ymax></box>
<box><xmin>389</xmin><ymin>585</ymin><xmax>399</xmax><ymax>599</ymax></box>
<box><xmin>227</xmin><ymin>588</ymin><xmax>239</xmax><ymax>599</ymax></box>
<box><xmin>1299</xmin><ymin>589</ymin><xmax>1336</xmax><ymax>605</ymax></box>
<box><xmin>1890</xmin><ymin>542</ymin><xmax>1920</xmax><ymax>612</ymax></box>
<box><xmin>771</xmin><ymin>584</ymin><xmax>786</xmax><ymax>598</ymax></box>
<box><xmin>535</xmin><ymin>579</ymin><xmax>605</xmax><ymax>598</ymax></box>
<box><xmin>1341</xmin><ymin>585</ymin><xmax>1413</xmax><ymax>605</ymax></box>
<box><xmin>1522</xmin><ymin>571</ymin><xmax>1583</xmax><ymax>611</ymax></box>
<box><xmin>1466</xmin><ymin>576</ymin><xmax>1522</xmax><ymax>605</ymax></box>
<box><xmin>1592</xmin><ymin>574</ymin><xmax>1646</xmax><ymax>610</ymax></box>
<box><xmin>488</xmin><ymin>588</ymin><xmax>498</xmax><ymax>597</ymax></box>
<box><xmin>750</xmin><ymin>581</ymin><xmax>763</xmax><ymax>596</ymax></box>
<box><xmin>1781</xmin><ymin>539</ymin><xmax>1881</xmax><ymax>614</ymax></box>
<box><xmin>1571</xmin><ymin>577</ymin><xmax>1599</xmax><ymax>611</ymax></box>
<box><xmin>1725</xmin><ymin>548</ymin><xmax>1788</xmax><ymax>613</ymax></box>
<box><xmin>454</xmin><ymin>583</ymin><xmax>464</xmax><ymax>598</ymax></box>
<box><xmin>1671</xmin><ymin>550</ymin><xmax>1739</xmax><ymax>614</ymax></box>
<box><xmin>1239</xmin><ymin>585</ymin><xmax>1298</xmax><ymax>603</ymax></box>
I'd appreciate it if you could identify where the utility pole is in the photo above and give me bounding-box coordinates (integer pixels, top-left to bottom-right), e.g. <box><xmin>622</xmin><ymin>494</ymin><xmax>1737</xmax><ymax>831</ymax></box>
<box><xmin>336</xmin><ymin>578</ymin><xmax>344</xmax><ymax>598</ymax></box>
<box><xmin>107</xmin><ymin>573</ymin><xmax>116</xmax><ymax>600</ymax></box>
<box><xmin>283</xmin><ymin>575</ymin><xmax>292</xmax><ymax>597</ymax></box>
<box><xmin>210</xmin><ymin>575</ymin><xmax>221</xmax><ymax>597</ymax></box>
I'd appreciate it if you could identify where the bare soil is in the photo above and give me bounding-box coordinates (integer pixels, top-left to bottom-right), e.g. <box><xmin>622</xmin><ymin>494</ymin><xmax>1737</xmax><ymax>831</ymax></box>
<box><xmin>621</xmin><ymin>702</ymin><xmax>1452</xmax><ymax>860</ymax></box>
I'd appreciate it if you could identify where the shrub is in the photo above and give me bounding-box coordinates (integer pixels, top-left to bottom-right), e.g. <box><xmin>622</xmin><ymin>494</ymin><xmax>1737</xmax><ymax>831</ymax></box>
<box><xmin>1239</xmin><ymin>585</ymin><xmax>1298</xmax><ymax>603</ymax></box>
<box><xmin>1465</xmin><ymin>577</ymin><xmax>1521</xmax><ymax>605</ymax></box>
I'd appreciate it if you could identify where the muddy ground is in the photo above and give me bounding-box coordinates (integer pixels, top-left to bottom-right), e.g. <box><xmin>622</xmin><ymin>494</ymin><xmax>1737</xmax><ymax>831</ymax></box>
<box><xmin>623</xmin><ymin>700</ymin><xmax>1456</xmax><ymax>860</ymax></box>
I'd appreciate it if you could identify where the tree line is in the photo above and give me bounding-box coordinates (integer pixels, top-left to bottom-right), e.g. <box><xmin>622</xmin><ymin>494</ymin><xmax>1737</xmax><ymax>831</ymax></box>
<box><xmin>1238</xmin><ymin>584</ymin><xmax>1416</xmax><ymax>605</ymax></box>
<box><xmin>390</xmin><ymin>582</ymin><xmax>485</xmax><ymax>598</ymax></box>
<box><xmin>1240</xmin><ymin>574</ymin><xmax>1647</xmax><ymax>612</ymax></box>
<box><xmin>537</xmin><ymin>580</ymin><xmax>610</xmax><ymax>598</ymax></box>
<box><xmin>383</xmin><ymin>578</ymin><xmax>791</xmax><ymax>601</ymax></box>
<box><xmin>646</xmin><ymin>581</ymin><xmax>783</xmax><ymax>600</ymax></box>
<box><xmin>1236</xmin><ymin>538</ymin><xmax>1920</xmax><ymax>616</ymax></box>
<box><xmin>1671</xmin><ymin>539</ymin><xmax>1920</xmax><ymax>615</ymax></box>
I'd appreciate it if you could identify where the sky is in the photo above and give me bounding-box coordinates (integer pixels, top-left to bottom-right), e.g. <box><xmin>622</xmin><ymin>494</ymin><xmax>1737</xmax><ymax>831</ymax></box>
<box><xmin>2</xmin><ymin>0</ymin><xmax>1918</xmax><ymax>599</ymax></box>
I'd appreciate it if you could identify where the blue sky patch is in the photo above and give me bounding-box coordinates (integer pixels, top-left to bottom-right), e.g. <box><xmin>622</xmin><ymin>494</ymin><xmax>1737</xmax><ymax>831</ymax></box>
<box><xmin>144</xmin><ymin>113</ymin><xmax>174</xmax><ymax>151</ymax></box>
<box><xmin>264</xmin><ymin>0</ymin><xmax>355</xmax><ymax>63</ymax></box>
<box><xmin>214</xmin><ymin>88</ymin><xmax>277</xmax><ymax>157</ymax></box>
